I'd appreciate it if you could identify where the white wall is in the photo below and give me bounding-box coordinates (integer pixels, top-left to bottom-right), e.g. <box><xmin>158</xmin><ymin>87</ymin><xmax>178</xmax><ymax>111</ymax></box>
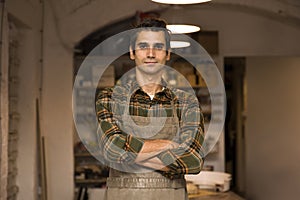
<box><xmin>16</xmin><ymin>29</ymin><xmax>40</xmax><ymax>200</ymax></box>
<box><xmin>41</xmin><ymin>1</ymin><xmax>74</xmax><ymax>199</ymax></box>
<box><xmin>246</xmin><ymin>57</ymin><xmax>300</xmax><ymax>200</ymax></box>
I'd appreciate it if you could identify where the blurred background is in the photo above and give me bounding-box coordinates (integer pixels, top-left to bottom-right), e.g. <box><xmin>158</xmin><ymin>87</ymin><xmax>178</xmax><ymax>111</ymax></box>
<box><xmin>1</xmin><ymin>0</ymin><xmax>300</xmax><ymax>200</ymax></box>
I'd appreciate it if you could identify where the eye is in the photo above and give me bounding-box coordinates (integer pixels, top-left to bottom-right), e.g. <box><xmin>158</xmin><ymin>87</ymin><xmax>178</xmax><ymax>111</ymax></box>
<box><xmin>137</xmin><ymin>43</ymin><xmax>149</xmax><ymax>50</ymax></box>
<box><xmin>154</xmin><ymin>44</ymin><xmax>164</xmax><ymax>50</ymax></box>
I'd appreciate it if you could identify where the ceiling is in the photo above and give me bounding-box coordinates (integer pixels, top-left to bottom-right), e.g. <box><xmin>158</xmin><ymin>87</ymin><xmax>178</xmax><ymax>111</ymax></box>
<box><xmin>70</xmin><ymin>0</ymin><xmax>300</xmax><ymax>55</ymax></box>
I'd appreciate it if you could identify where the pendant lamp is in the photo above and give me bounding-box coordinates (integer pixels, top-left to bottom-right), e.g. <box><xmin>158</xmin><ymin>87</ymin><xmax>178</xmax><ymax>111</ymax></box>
<box><xmin>160</xmin><ymin>6</ymin><xmax>201</xmax><ymax>34</ymax></box>
<box><xmin>151</xmin><ymin>0</ymin><xmax>211</xmax><ymax>4</ymax></box>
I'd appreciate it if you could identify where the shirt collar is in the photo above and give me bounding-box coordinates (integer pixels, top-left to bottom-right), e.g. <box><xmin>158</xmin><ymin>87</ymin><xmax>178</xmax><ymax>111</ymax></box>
<box><xmin>115</xmin><ymin>71</ymin><xmax>174</xmax><ymax>100</ymax></box>
<box><xmin>126</xmin><ymin>76</ymin><xmax>173</xmax><ymax>100</ymax></box>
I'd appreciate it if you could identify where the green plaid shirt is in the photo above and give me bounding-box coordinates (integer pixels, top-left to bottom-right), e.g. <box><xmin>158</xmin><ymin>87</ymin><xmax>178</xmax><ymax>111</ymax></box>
<box><xmin>95</xmin><ymin>78</ymin><xmax>205</xmax><ymax>176</ymax></box>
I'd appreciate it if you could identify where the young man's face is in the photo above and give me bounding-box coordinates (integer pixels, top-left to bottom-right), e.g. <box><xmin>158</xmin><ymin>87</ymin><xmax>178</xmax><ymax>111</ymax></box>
<box><xmin>130</xmin><ymin>30</ymin><xmax>170</xmax><ymax>75</ymax></box>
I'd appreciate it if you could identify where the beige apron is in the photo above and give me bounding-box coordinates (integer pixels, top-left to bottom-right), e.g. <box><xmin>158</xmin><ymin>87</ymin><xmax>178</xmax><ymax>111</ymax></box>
<box><xmin>105</xmin><ymin>90</ymin><xmax>188</xmax><ymax>200</ymax></box>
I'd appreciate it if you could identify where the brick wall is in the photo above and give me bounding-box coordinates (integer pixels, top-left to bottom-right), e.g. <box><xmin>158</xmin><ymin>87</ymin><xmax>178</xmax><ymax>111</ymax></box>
<box><xmin>0</xmin><ymin>9</ymin><xmax>9</xmax><ymax>200</ymax></box>
<box><xmin>7</xmin><ymin>36</ymin><xmax>20</xmax><ymax>200</ymax></box>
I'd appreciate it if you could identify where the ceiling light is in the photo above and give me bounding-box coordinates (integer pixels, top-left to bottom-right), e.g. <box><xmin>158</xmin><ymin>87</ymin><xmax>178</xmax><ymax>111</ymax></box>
<box><xmin>151</xmin><ymin>0</ymin><xmax>211</xmax><ymax>4</ymax></box>
<box><xmin>167</xmin><ymin>24</ymin><xmax>200</xmax><ymax>34</ymax></box>
<box><xmin>170</xmin><ymin>41</ymin><xmax>191</xmax><ymax>48</ymax></box>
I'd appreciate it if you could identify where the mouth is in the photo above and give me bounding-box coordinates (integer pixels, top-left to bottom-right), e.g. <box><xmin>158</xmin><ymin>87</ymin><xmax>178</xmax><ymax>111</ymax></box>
<box><xmin>144</xmin><ymin>61</ymin><xmax>158</xmax><ymax>65</ymax></box>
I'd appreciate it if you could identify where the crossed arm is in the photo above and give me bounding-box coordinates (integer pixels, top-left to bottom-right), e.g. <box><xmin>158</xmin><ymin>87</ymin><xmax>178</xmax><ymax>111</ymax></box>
<box><xmin>95</xmin><ymin>89</ymin><xmax>205</xmax><ymax>175</ymax></box>
<box><xmin>135</xmin><ymin>139</ymin><xmax>179</xmax><ymax>171</ymax></box>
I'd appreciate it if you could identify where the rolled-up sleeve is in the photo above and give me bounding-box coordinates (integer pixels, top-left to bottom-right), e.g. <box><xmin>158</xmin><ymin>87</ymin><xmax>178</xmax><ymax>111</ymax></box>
<box><xmin>96</xmin><ymin>89</ymin><xmax>144</xmax><ymax>164</ymax></box>
<box><xmin>158</xmin><ymin>94</ymin><xmax>205</xmax><ymax>175</ymax></box>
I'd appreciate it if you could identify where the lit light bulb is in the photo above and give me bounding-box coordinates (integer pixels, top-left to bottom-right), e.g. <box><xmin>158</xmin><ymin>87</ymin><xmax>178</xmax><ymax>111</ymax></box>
<box><xmin>167</xmin><ymin>24</ymin><xmax>200</xmax><ymax>34</ymax></box>
<box><xmin>170</xmin><ymin>41</ymin><xmax>191</xmax><ymax>48</ymax></box>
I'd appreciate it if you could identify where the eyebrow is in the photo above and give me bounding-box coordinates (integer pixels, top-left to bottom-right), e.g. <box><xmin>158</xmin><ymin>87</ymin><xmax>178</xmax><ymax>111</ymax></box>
<box><xmin>136</xmin><ymin>42</ymin><xmax>165</xmax><ymax>46</ymax></box>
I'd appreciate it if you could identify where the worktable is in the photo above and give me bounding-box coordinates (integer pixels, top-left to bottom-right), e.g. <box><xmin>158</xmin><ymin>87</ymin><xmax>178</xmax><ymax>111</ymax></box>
<box><xmin>189</xmin><ymin>191</ymin><xmax>245</xmax><ymax>200</ymax></box>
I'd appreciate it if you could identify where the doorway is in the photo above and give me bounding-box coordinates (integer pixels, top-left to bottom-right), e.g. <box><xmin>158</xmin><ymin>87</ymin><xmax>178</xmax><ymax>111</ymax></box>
<box><xmin>224</xmin><ymin>57</ymin><xmax>246</xmax><ymax>196</ymax></box>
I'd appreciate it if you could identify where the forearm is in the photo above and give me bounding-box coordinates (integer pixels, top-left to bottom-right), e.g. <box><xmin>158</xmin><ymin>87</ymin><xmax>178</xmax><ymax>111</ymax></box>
<box><xmin>158</xmin><ymin>137</ymin><xmax>204</xmax><ymax>174</ymax></box>
<box><xmin>135</xmin><ymin>139</ymin><xmax>178</xmax><ymax>162</ymax></box>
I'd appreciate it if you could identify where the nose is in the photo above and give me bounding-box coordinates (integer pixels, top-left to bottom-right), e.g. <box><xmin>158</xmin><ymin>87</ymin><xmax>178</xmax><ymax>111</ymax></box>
<box><xmin>147</xmin><ymin>48</ymin><xmax>156</xmax><ymax>58</ymax></box>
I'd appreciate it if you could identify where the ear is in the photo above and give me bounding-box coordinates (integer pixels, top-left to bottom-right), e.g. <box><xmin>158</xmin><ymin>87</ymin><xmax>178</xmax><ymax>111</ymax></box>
<box><xmin>129</xmin><ymin>46</ymin><xmax>135</xmax><ymax>60</ymax></box>
<box><xmin>166</xmin><ymin>49</ymin><xmax>171</xmax><ymax>61</ymax></box>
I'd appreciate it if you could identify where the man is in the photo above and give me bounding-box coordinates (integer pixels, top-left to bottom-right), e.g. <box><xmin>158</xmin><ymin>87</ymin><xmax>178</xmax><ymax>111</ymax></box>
<box><xmin>96</xmin><ymin>18</ymin><xmax>204</xmax><ymax>200</ymax></box>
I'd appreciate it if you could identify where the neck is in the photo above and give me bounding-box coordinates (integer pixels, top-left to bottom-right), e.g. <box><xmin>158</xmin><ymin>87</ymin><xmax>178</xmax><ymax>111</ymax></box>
<box><xmin>136</xmin><ymin>70</ymin><xmax>163</xmax><ymax>95</ymax></box>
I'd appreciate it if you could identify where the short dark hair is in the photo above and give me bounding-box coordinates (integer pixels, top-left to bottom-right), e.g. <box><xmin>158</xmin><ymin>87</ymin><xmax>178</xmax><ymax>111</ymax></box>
<box><xmin>130</xmin><ymin>18</ymin><xmax>171</xmax><ymax>51</ymax></box>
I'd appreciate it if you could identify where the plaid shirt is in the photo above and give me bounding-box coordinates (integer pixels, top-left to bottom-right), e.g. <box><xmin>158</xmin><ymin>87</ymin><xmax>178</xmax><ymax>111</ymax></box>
<box><xmin>95</xmin><ymin>78</ymin><xmax>205</xmax><ymax>176</ymax></box>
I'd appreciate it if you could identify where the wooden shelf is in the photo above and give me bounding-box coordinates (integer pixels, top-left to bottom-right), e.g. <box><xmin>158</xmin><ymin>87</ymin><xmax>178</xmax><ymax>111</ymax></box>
<box><xmin>75</xmin><ymin>178</ymin><xmax>106</xmax><ymax>184</ymax></box>
<box><xmin>75</xmin><ymin>178</ymin><xmax>107</xmax><ymax>187</ymax></box>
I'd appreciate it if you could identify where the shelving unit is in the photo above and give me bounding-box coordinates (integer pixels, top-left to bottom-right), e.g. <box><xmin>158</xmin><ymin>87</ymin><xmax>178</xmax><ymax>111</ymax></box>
<box><xmin>74</xmin><ymin>142</ymin><xmax>109</xmax><ymax>188</ymax></box>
